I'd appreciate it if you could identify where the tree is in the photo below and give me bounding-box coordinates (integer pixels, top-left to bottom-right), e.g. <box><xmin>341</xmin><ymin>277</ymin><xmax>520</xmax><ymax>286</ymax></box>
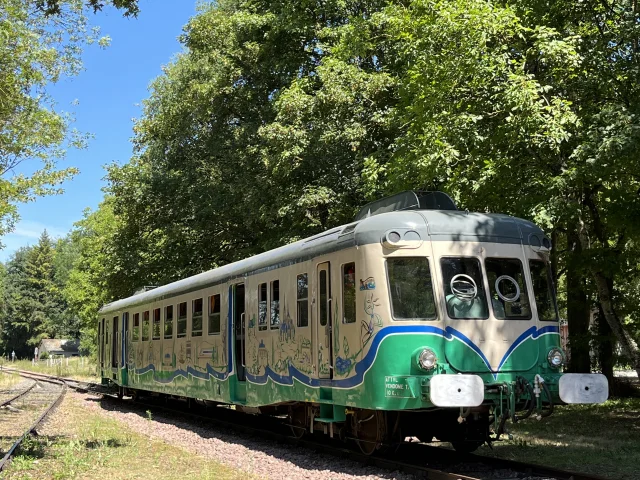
<box><xmin>35</xmin><ymin>0</ymin><xmax>139</xmax><ymax>16</ymax></box>
<box><xmin>0</xmin><ymin>0</ymin><xmax>112</xmax><ymax>243</ymax></box>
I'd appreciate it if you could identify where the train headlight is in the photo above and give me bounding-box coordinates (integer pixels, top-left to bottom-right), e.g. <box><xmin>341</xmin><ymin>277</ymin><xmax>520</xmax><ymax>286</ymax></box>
<box><xmin>417</xmin><ymin>348</ymin><xmax>437</xmax><ymax>371</ymax></box>
<box><xmin>547</xmin><ymin>347</ymin><xmax>564</xmax><ymax>369</ymax></box>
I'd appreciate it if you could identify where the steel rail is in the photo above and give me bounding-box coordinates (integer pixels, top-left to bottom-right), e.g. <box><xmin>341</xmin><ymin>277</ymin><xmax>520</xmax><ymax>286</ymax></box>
<box><xmin>0</xmin><ymin>372</ymin><xmax>67</xmax><ymax>472</ymax></box>
<box><xmin>4</xmin><ymin>368</ymin><xmax>613</xmax><ymax>480</ymax></box>
<box><xmin>0</xmin><ymin>380</ymin><xmax>36</xmax><ymax>409</ymax></box>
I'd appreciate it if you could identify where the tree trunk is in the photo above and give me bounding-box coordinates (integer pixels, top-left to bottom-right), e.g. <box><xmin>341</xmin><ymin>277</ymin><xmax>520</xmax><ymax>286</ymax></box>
<box><xmin>597</xmin><ymin>302</ymin><xmax>614</xmax><ymax>386</ymax></box>
<box><xmin>591</xmin><ymin>270</ymin><xmax>640</xmax><ymax>379</ymax></box>
<box><xmin>566</xmin><ymin>230</ymin><xmax>592</xmax><ymax>373</ymax></box>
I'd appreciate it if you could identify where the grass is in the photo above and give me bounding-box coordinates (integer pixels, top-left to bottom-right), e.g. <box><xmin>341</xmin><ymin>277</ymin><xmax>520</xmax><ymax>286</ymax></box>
<box><xmin>0</xmin><ymin>395</ymin><xmax>249</xmax><ymax>480</ymax></box>
<box><xmin>476</xmin><ymin>398</ymin><xmax>640</xmax><ymax>480</ymax></box>
<box><xmin>0</xmin><ymin>371</ymin><xmax>20</xmax><ymax>389</ymax></box>
<box><xmin>3</xmin><ymin>358</ymin><xmax>100</xmax><ymax>382</ymax></box>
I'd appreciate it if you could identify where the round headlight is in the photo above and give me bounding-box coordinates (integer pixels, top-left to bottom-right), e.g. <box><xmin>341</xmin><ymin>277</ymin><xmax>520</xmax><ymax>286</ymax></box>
<box><xmin>547</xmin><ymin>347</ymin><xmax>564</xmax><ymax>368</ymax></box>
<box><xmin>418</xmin><ymin>348</ymin><xmax>437</xmax><ymax>371</ymax></box>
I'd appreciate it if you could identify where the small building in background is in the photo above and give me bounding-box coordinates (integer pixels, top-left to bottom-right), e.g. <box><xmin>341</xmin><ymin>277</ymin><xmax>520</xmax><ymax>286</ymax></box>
<box><xmin>38</xmin><ymin>339</ymin><xmax>80</xmax><ymax>358</ymax></box>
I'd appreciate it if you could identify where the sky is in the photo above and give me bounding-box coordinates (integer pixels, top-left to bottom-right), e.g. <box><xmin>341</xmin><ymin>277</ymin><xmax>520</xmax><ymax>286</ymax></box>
<box><xmin>0</xmin><ymin>0</ymin><xmax>199</xmax><ymax>261</ymax></box>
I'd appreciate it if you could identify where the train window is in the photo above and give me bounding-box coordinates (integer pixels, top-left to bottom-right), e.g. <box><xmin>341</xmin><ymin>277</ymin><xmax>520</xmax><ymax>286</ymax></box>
<box><xmin>297</xmin><ymin>273</ymin><xmax>309</xmax><ymax>327</ymax></box>
<box><xmin>440</xmin><ymin>258</ymin><xmax>489</xmax><ymax>320</ymax></box>
<box><xmin>142</xmin><ymin>311</ymin><xmax>150</xmax><ymax>341</ymax></box>
<box><xmin>485</xmin><ymin>258</ymin><xmax>531</xmax><ymax>320</ymax></box>
<box><xmin>177</xmin><ymin>302</ymin><xmax>187</xmax><ymax>338</ymax></box>
<box><xmin>342</xmin><ymin>262</ymin><xmax>356</xmax><ymax>323</ymax></box>
<box><xmin>529</xmin><ymin>260</ymin><xmax>559</xmax><ymax>321</ymax></box>
<box><xmin>320</xmin><ymin>270</ymin><xmax>328</xmax><ymax>327</ymax></box>
<box><xmin>132</xmin><ymin>313</ymin><xmax>140</xmax><ymax>342</ymax></box>
<box><xmin>387</xmin><ymin>257</ymin><xmax>436</xmax><ymax>320</ymax></box>
<box><xmin>164</xmin><ymin>305</ymin><xmax>173</xmax><ymax>339</ymax></box>
<box><xmin>258</xmin><ymin>283</ymin><xmax>268</xmax><ymax>331</ymax></box>
<box><xmin>208</xmin><ymin>294</ymin><xmax>221</xmax><ymax>335</ymax></box>
<box><xmin>192</xmin><ymin>298</ymin><xmax>203</xmax><ymax>336</ymax></box>
<box><xmin>270</xmin><ymin>280</ymin><xmax>280</xmax><ymax>329</ymax></box>
<box><xmin>152</xmin><ymin>308</ymin><xmax>161</xmax><ymax>339</ymax></box>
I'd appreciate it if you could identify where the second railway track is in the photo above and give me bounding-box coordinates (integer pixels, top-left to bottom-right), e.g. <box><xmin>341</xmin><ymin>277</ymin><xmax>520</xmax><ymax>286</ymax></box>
<box><xmin>1</xmin><ymin>367</ymin><xmax>612</xmax><ymax>480</ymax></box>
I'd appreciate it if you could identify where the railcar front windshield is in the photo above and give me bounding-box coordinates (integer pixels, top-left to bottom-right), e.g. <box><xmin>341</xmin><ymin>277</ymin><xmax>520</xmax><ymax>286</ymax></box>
<box><xmin>441</xmin><ymin>257</ymin><xmax>489</xmax><ymax>319</ymax></box>
<box><xmin>485</xmin><ymin>258</ymin><xmax>531</xmax><ymax>320</ymax></box>
<box><xmin>529</xmin><ymin>260</ymin><xmax>559</xmax><ymax>321</ymax></box>
<box><xmin>387</xmin><ymin>257</ymin><xmax>437</xmax><ymax>320</ymax></box>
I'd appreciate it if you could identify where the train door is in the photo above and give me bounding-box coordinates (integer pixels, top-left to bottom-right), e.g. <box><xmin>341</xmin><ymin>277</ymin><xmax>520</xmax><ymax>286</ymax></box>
<box><xmin>233</xmin><ymin>283</ymin><xmax>246</xmax><ymax>382</ymax></box>
<box><xmin>121</xmin><ymin>312</ymin><xmax>129</xmax><ymax>384</ymax></box>
<box><xmin>111</xmin><ymin>315</ymin><xmax>119</xmax><ymax>369</ymax></box>
<box><xmin>316</xmin><ymin>262</ymin><xmax>333</xmax><ymax>379</ymax></box>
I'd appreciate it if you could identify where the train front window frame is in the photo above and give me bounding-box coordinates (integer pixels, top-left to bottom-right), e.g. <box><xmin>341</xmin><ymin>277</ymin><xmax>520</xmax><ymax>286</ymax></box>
<box><xmin>177</xmin><ymin>302</ymin><xmax>187</xmax><ymax>338</ymax></box>
<box><xmin>192</xmin><ymin>298</ymin><xmax>203</xmax><ymax>337</ymax></box>
<box><xmin>132</xmin><ymin>313</ymin><xmax>140</xmax><ymax>342</ymax></box>
<box><xmin>386</xmin><ymin>257</ymin><xmax>437</xmax><ymax>321</ymax></box>
<box><xmin>529</xmin><ymin>260</ymin><xmax>560</xmax><ymax>322</ymax></box>
<box><xmin>208</xmin><ymin>294</ymin><xmax>221</xmax><ymax>335</ymax></box>
<box><xmin>142</xmin><ymin>310</ymin><xmax>150</xmax><ymax>341</ymax></box>
<box><xmin>164</xmin><ymin>305</ymin><xmax>173</xmax><ymax>339</ymax></box>
<box><xmin>342</xmin><ymin>262</ymin><xmax>356</xmax><ymax>324</ymax></box>
<box><xmin>485</xmin><ymin>258</ymin><xmax>532</xmax><ymax>320</ymax></box>
<box><xmin>152</xmin><ymin>308</ymin><xmax>161</xmax><ymax>339</ymax></box>
<box><xmin>440</xmin><ymin>257</ymin><xmax>489</xmax><ymax>320</ymax></box>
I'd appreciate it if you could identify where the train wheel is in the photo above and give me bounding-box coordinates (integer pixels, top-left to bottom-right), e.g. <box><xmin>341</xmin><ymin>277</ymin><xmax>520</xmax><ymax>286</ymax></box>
<box><xmin>451</xmin><ymin>440</ymin><xmax>483</xmax><ymax>453</ymax></box>
<box><xmin>354</xmin><ymin>410</ymin><xmax>384</xmax><ymax>456</ymax></box>
<box><xmin>289</xmin><ymin>406</ymin><xmax>306</xmax><ymax>439</ymax></box>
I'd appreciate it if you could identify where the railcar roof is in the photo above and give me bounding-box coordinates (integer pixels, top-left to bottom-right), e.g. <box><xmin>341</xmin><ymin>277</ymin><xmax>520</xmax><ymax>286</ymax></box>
<box><xmin>98</xmin><ymin>210</ymin><xmax>547</xmax><ymax>314</ymax></box>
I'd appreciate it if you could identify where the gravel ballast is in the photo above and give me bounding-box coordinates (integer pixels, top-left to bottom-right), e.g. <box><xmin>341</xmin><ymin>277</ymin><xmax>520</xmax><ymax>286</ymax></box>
<box><xmin>75</xmin><ymin>391</ymin><xmax>416</xmax><ymax>480</ymax></box>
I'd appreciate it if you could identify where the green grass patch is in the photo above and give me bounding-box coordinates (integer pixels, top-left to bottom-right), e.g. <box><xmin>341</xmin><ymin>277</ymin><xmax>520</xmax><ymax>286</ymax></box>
<box><xmin>477</xmin><ymin>398</ymin><xmax>640</xmax><ymax>480</ymax></box>
<box><xmin>0</xmin><ymin>371</ymin><xmax>20</xmax><ymax>389</ymax></box>
<box><xmin>7</xmin><ymin>358</ymin><xmax>99</xmax><ymax>382</ymax></box>
<box><xmin>1</xmin><ymin>397</ymin><xmax>248</xmax><ymax>480</ymax></box>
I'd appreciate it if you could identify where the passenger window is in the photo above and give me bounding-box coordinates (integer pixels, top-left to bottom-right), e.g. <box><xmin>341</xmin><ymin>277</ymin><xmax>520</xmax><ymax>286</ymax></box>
<box><xmin>208</xmin><ymin>294</ymin><xmax>221</xmax><ymax>335</ymax></box>
<box><xmin>440</xmin><ymin>258</ymin><xmax>489</xmax><ymax>319</ymax></box>
<box><xmin>142</xmin><ymin>311</ymin><xmax>150</xmax><ymax>341</ymax></box>
<box><xmin>529</xmin><ymin>260</ymin><xmax>559</xmax><ymax>321</ymax></box>
<box><xmin>320</xmin><ymin>270</ymin><xmax>328</xmax><ymax>327</ymax></box>
<box><xmin>192</xmin><ymin>298</ymin><xmax>203</xmax><ymax>336</ymax></box>
<box><xmin>342</xmin><ymin>262</ymin><xmax>356</xmax><ymax>323</ymax></box>
<box><xmin>132</xmin><ymin>313</ymin><xmax>139</xmax><ymax>342</ymax></box>
<box><xmin>297</xmin><ymin>273</ymin><xmax>309</xmax><ymax>327</ymax></box>
<box><xmin>485</xmin><ymin>258</ymin><xmax>531</xmax><ymax>320</ymax></box>
<box><xmin>270</xmin><ymin>280</ymin><xmax>280</xmax><ymax>329</ymax></box>
<box><xmin>164</xmin><ymin>306</ymin><xmax>173</xmax><ymax>339</ymax></box>
<box><xmin>387</xmin><ymin>257</ymin><xmax>437</xmax><ymax>320</ymax></box>
<box><xmin>258</xmin><ymin>283</ymin><xmax>268</xmax><ymax>331</ymax></box>
<box><xmin>153</xmin><ymin>308</ymin><xmax>161</xmax><ymax>339</ymax></box>
<box><xmin>177</xmin><ymin>302</ymin><xmax>187</xmax><ymax>337</ymax></box>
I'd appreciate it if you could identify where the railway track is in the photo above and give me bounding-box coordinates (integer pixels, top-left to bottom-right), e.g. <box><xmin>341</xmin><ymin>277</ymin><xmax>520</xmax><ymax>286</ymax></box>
<box><xmin>0</xmin><ymin>368</ymin><xmax>612</xmax><ymax>480</ymax></box>
<box><xmin>0</xmin><ymin>371</ymin><xmax>66</xmax><ymax>471</ymax></box>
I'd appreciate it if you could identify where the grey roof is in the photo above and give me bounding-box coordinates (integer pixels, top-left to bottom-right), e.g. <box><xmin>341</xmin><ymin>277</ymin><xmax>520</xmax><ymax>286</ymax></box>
<box><xmin>38</xmin><ymin>339</ymin><xmax>79</xmax><ymax>353</ymax></box>
<box><xmin>99</xmin><ymin>209</ymin><xmax>548</xmax><ymax>315</ymax></box>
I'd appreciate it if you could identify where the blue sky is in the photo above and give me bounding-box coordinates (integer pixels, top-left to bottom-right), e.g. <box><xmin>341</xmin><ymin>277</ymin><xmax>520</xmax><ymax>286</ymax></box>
<box><xmin>0</xmin><ymin>0</ymin><xmax>199</xmax><ymax>261</ymax></box>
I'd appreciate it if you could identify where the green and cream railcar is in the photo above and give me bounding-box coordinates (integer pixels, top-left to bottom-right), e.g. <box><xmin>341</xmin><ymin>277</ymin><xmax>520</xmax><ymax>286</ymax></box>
<box><xmin>98</xmin><ymin>191</ymin><xmax>608</xmax><ymax>453</ymax></box>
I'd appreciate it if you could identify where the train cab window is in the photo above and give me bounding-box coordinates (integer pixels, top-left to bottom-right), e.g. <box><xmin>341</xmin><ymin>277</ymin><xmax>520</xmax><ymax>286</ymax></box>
<box><xmin>142</xmin><ymin>311</ymin><xmax>150</xmax><ymax>341</ymax></box>
<box><xmin>342</xmin><ymin>262</ymin><xmax>356</xmax><ymax>323</ymax></box>
<box><xmin>208</xmin><ymin>294</ymin><xmax>221</xmax><ymax>335</ymax></box>
<box><xmin>177</xmin><ymin>302</ymin><xmax>187</xmax><ymax>338</ymax></box>
<box><xmin>297</xmin><ymin>273</ymin><xmax>309</xmax><ymax>327</ymax></box>
<box><xmin>258</xmin><ymin>283</ymin><xmax>268</xmax><ymax>331</ymax></box>
<box><xmin>152</xmin><ymin>308</ymin><xmax>161</xmax><ymax>339</ymax></box>
<box><xmin>529</xmin><ymin>260</ymin><xmax>559</xmax><ymax>321</ymax></box>
<box><xmin>164</xmin><ymin>306</ymin><xmax>173</xmax><ymax>339</ymax></box>
<box><xmin>270</xmin><ymin>280</ymin><xmax>280</xmax><ymax>329</ymax></box>
<box><xmin>485</xmin><ymin>258</ymin><xmax>531</xmax><ymax>320</ymax></box>
<box><xmin>132</xmin><ymin>313</ymin><xmax>140</xmax><ymax>342</ymax></box>
<box><xmin>387</xmin><ymin>257</ymin><xmax>437</xmax><ymax>320</ymax></box>
<box><xmin>440</xmin><ymin>258</ymin><xmax>489</xmax><ymax>320</ymax></box>
<box><xmin>192</xmin><ymin>298</ymin><xmax>203</xmax><ymax>336</ymax></box>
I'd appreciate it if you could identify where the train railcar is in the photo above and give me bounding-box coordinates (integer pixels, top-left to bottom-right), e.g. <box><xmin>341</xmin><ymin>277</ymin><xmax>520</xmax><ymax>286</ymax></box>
<box><xmin>97</xmin><ymin>191</ymin><xmax>608</xmax><ymax>453</ymax></box>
